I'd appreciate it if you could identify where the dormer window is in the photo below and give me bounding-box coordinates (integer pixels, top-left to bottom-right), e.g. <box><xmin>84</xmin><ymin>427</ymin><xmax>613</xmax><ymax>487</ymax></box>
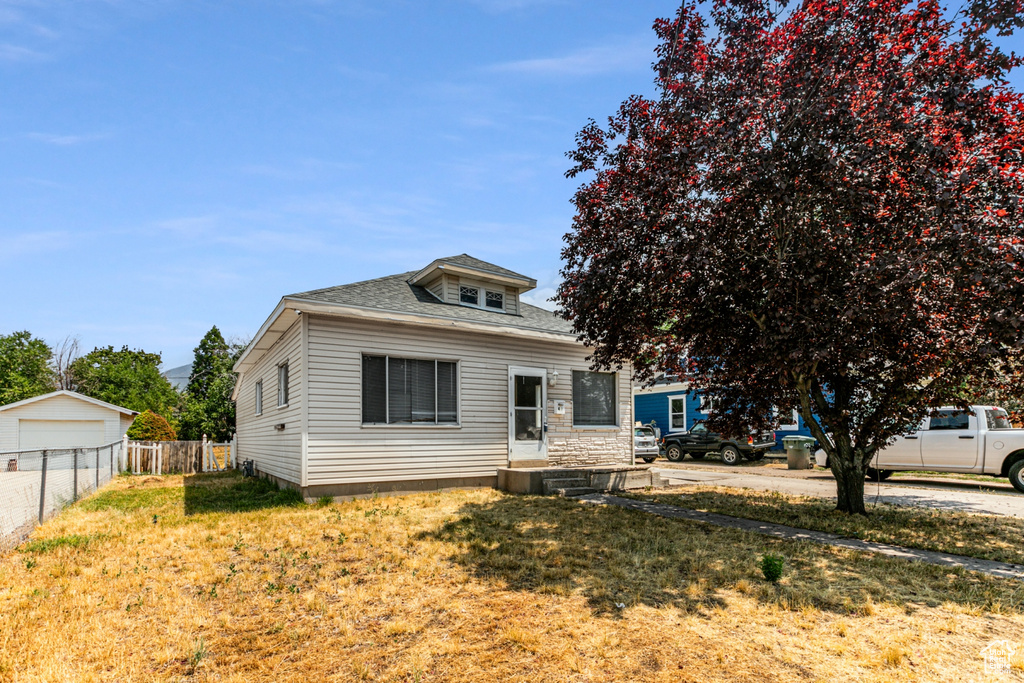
<box><xmin>458</xmin><ymin>283</ymin><xmax>505</xmax><ymax>312</ymax></box>
<box><xmin>407</xmin><ymin>255</ymin><xmax>534</xmax><ymax>315</ymax></box>
<box><xmin>485</xmin><ymin>291</ymin><xmax>504</xmax><ymax>309</ymax></box>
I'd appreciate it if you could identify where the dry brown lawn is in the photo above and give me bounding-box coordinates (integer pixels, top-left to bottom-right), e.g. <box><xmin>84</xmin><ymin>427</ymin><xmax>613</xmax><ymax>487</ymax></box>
<box><xmin>1</xmin><ymin>472</ymin><xmax>1023</xmax><ymax>682</ymax></box>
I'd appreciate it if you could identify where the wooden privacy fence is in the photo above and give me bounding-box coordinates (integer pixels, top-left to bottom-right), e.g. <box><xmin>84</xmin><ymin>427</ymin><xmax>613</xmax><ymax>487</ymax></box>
<box><xmin>123</xmin><ymin>436</ymin><xmax>236</xmax><ymax>475</ymax></box>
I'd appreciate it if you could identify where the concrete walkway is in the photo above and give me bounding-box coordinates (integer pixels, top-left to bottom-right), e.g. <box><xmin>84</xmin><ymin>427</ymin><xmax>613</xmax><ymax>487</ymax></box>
<box><xmin>652</xmin><ymin>466</ymin><xmax>1024</xmax><ymax>518</ymax></box>
<box><xmin>579</xmin><ymin>493</ymin><xmax>1024</xmax><ymax>581</ymax></box>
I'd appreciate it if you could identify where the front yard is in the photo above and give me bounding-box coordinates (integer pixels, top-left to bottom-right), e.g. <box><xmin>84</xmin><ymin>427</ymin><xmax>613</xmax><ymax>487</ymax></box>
<box><xmin>1</xmin><ymin>472</ymin><xmax>1023</xmax><ymax>681</ymax></box>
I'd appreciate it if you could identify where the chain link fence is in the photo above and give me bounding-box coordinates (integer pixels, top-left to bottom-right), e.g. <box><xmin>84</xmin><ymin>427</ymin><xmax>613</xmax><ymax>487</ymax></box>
<box><xmin>0</xmin><ymin>441</ymin><xmax>123</xmax><ymax>551</ymax></box>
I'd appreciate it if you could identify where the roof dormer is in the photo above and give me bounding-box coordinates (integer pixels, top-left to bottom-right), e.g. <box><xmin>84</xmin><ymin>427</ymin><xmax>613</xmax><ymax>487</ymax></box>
<box><xmin>407</xmin><ymin>254</ymin><xmax>536</xmax><ymax>315</ymax></box>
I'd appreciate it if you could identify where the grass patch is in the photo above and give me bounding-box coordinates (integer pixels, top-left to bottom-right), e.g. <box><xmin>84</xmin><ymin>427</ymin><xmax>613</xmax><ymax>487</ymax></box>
<box><xmin>22</xmin><ymin>534</ymin><xmax>98</xmax><ymax>554</ymax></box>
<box><xmin>2</xmin><ymin>472</ymin><xmax>1023</xmax><ymax>682</ymax></box>
<box><xmin>627</xmin><ymin>486</ymin><xmax>1024</xmax><ymax>565</ymax></box>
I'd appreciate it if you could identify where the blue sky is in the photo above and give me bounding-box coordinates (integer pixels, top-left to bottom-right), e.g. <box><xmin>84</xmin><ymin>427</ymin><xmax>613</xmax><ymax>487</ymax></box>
<box><xmin>1</xmin><ymin>0</ymin><xmax>671</xmax><ymax>368</ymax></box>
<box><xmin>1</xmin><ymin>1</ymin><xmax>1021</xmax><ymax>370</ymax></box>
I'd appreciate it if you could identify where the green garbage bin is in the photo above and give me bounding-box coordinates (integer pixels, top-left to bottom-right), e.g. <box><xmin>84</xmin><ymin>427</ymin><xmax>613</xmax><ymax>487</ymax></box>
<box><xmin>782</xmin><ymin>436</ymin><xmax>816</xmax><ymax>470</ymax></box>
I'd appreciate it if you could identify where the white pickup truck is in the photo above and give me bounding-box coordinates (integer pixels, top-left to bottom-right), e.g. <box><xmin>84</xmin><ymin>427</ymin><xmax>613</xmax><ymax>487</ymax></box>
<box><xmin>814</xmin><ymin>406</ymin><xmax>1024</xmax><ymax>493</ymax></box>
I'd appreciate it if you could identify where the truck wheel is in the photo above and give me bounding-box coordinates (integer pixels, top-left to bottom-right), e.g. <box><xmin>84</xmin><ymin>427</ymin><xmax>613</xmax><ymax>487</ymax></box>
<box><xmin>641</xmin><ymin>456</ymin><xmax>657</xmax><ymax>464</ymax></box>
<box><xmin>665</xmin><ymin>444</ymin><xmax>684</xmax><ymax>462</ymax></box>
<box><xmin>690</xmin><ymin>452</ymin><xmax>706</xmax><ymax>460</ymax></box>
<box><xmin>720</xmin><ymin>445</ymin><xmax>742</xmax><ymax>466</ymax></box>
<box><xmin>865</xmin><ymin>468</ymin><xmax>893</xmax><ymax>482</ymax></box>
<box><xmin>1009</xmin><ymin>460</ymin><xmax>1024</xmax><ymax>494</ymax></box>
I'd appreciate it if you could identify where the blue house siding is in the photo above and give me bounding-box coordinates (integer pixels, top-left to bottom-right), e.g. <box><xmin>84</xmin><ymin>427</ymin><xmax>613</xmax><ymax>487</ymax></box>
<box><xmin>633</xmin><ymin>385</ymin><xmax>813</xmax><ymax>450</ymax></box>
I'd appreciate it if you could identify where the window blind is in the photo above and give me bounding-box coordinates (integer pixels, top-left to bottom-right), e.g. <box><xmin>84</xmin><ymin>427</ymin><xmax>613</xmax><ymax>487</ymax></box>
<box><xmin>572</xmin><ymin>370</ymin><xmax>616</xmax><ymax>426</ymax></box>
<box><xmin>362</xmin><ymin>355</ymin><xmax>458</xmax><ymax>425</ymax></box>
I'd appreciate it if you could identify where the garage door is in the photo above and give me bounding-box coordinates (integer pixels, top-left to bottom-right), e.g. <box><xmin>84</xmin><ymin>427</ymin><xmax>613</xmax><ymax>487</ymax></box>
<box><xmin>18</xmin><ymin>420</ymin><xmax>106</xmax><ymax>450</ymax></box>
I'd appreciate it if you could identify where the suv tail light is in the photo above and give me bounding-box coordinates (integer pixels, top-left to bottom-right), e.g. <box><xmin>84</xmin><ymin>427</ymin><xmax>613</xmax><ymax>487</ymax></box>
<box><xmin>747</xmin><ymin>435</ymin><xmax>754</xmax><ymax>445</ymax></box>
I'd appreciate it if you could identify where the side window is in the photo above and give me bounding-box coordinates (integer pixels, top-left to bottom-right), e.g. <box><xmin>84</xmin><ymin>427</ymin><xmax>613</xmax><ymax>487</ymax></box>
<box><xmin>459</xmin><ymin>286</ymin><xmax>479</xmax><ymax>305</ymax></box>
<box><xmin>669</xmin><ymin>396</ymin><xmax>686</xmax><ymax>431</ymax></box>
<box><xmin>928</xmin><ymin>409</ymin><xmax>969</xmax><ymax>430</ymax></box>
<box><xmin>986</xmin><ymin>409</ymin><xmax>1012</xmax><ymax>430</ymax></box>
<box><xmin>776</xmin><ymin>406</ymin><xmax>799</xmax><ymax>431</ymax></box>
<box><xmin>255</xmin><ymin>380</ymin><xmax>263</xmax><ymax>416</ymax></box>
<box><xmin>278</xmin><ymin>363</ymin><xmax>289</xmax><ymax>407</ymax></box>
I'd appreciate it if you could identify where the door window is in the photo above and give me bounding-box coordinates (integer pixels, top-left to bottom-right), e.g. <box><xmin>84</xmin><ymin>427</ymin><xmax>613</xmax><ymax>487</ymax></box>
<box><xmin>514</xmin><ymin>375</ymin><xmax>543</xmax><ymax>441</ymax></box>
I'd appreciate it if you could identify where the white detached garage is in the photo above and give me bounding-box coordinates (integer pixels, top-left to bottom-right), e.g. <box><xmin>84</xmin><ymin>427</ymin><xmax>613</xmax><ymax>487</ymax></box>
<box><xmin>0</xmin><ymin>391</ymin><xmax>138</xmax><ymax>452</ymax></box>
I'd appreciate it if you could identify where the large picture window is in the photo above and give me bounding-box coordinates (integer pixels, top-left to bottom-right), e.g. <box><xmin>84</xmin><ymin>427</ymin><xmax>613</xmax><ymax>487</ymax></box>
<box><xmin>572</xmin><ymin>370</ymin><xmax>616</xmax><ymax>426</ymax></box>
<box><xmin>362</xmin><ymin>355</ymin><xmax>458</xmax><ymax>425</ymax></box>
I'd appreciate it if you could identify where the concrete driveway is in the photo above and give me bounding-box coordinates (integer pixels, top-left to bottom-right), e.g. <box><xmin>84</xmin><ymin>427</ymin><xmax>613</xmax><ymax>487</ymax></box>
<box><xmin>652</xmin><ymin>459</ymin><xmax>1024</xmax><ymax>518</ymax></box>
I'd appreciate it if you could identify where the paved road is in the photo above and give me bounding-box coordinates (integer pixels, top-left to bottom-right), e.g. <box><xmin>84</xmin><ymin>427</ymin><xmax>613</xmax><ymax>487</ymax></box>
<box><xmin>652</xmin><ymin>464</ymin><xmax>1024</xmax><ymax>518</ymax></box>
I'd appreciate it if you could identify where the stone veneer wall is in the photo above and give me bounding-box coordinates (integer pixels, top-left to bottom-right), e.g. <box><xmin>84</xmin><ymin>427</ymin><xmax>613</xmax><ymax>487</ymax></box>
<box><xmin>544</xmin><ymin>397</ymin><xmax>633</xmax><ymax>467</ymax></box>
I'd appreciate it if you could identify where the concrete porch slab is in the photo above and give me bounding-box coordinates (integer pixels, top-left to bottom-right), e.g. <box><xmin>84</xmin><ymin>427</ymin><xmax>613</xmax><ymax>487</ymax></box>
<box><xmin>498</xmin><ymin>464</ymin><xmax>659</xmax><ymax>495</ymax></box>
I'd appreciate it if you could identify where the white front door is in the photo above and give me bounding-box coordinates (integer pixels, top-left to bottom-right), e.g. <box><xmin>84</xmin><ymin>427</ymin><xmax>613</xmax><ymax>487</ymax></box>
<box><xmin>509</xmin><ymin>366</ymin><xmax>547</xmax><ymax>463</ymax></box>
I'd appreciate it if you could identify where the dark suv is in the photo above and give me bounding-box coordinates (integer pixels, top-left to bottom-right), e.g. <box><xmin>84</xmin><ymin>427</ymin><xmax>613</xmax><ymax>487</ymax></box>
<box><xmin>660</xmin><ymin>422</ymin><xmax>776</xmax><ymax>465</ymax></box>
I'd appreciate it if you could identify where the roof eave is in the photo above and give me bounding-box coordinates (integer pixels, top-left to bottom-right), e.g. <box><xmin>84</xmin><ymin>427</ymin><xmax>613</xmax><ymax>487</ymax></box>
<box><xmin>0</xmin><ymin>390</ymin><xmax>139</xmax><ymax>416</ymax></box>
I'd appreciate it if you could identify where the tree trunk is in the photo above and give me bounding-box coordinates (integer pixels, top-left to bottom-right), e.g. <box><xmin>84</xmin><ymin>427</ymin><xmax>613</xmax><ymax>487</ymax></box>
<box><xmin>829</xmin><ymin>447</ymin><xmax>868</xmax><ymax>515</ymax></box>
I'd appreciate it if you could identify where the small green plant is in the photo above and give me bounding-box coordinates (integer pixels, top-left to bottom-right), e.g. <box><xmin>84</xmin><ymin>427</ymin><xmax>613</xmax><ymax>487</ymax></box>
<box><xmin>188</xmin><ymin>637</ymin><xmax>207</xmax><ymax>673</ymax></box>
<box><xmin>758</xmin><ymin>553</ymin><xmax>785</xmax><ymax>583</ymax></box>
<box><xmin>316</xmin><ymin>495</ymin><xmax>333</xmax><ymax>507</ymax></box>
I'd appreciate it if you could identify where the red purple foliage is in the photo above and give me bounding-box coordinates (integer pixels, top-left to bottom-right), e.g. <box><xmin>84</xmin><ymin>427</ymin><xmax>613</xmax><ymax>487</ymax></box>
<box><xmin>557</xmin><ymin>0</ymin><xmax>1024</xmax><ymax>512</ymax></box>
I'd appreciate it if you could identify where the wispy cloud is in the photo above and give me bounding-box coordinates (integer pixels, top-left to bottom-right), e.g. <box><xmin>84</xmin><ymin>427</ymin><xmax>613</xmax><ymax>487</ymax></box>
<box><xmin>486</xmin><ymin>36</ymin><xmax>654</xmax><ymax>77</ymax></box>
<box><xmin>0</xmin><ymin>230</ymin><xmax>74</xmax><ymax>263</ymax></box>
<box><xmin>0</xmin><ymin>42</ymin><xmax>45</xmax><ymax>61</ymax></box>
<box><xmin>25</xmin><ymin>131</ymin><xmax>108</xmax><ymax>145</ymax></box>
<box><xmin>520</xmin><ymin>286</ymin><xmax>557</xmax><ymax>311</ymax></box>
<box><xmin>466</xmin><ymin>0</ymin><xmax>567</xmax><ymax>11</ymax></box>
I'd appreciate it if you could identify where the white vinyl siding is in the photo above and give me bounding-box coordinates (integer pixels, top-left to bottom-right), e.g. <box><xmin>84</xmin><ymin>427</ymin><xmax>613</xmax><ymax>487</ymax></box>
<box><xmin>304</xmin><ymin>315</ymin><xmax>633</xmax><ymax>486</ymax></box>
<box><xmin>234</xmin><ymin>319</ymin><xmax>303</xmax><ymax>485</ymax></box>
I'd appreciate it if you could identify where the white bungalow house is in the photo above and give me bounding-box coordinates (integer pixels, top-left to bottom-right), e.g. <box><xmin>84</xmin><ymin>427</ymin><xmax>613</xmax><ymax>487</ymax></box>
<box><xmin>232</xmin><ymin>255</ymin><xmax>634</xmax><ymax>498</ymax></box>
<box><xmin>0</xmin><ymin>391</ymin><xmax>137</xmax><ymax>452</ymax></box>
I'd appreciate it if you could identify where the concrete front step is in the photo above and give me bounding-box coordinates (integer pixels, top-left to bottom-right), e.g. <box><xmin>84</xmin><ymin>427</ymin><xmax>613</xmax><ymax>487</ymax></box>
<box><xmin>497</xmin><ymin>464</ymin><xmax>659</xmax><ymax>495</ymax></box>
<box><xmin>550</xmin><ymin>487</ymin><xmax>598</xmax><ymax>497</ymax></box>
<box><xmin>542</xmin><ymin>477</ymin><xmax>589</xmax><ymax>494</ymax></box>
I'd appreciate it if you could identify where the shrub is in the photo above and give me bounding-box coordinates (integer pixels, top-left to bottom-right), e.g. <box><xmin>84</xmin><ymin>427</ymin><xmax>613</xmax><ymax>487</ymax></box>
<box><xmin>127</xmin><ymin>410</ymin><xmax>177</xmax><ymax>441</ymax></box>
<box><xmin>758</xmin><ymin>553</ymin><xmax>785</xmax><ymax>583</ymax></box>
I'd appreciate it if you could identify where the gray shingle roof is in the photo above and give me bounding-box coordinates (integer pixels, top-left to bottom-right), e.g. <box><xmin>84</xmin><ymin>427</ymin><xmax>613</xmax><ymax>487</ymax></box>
<box><xmin>289</xmin><ymin>271</ymin><xmax>574</xmax><ymax>336</ymax></box>
<box><xmin>434</xmin><ymin>254</ymin><xmax>532</xmax><ymax>281</ymax></box>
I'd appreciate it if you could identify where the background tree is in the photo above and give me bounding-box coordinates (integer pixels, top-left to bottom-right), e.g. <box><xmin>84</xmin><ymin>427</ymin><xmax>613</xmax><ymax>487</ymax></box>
<box><xmin>0</xmin><ymin>331</ymin><xmax>55</xmax><ymax>405</ymax></box>
<box><xmin>70</xmin><ymin>346</ymin><xmax>178</xmax><ymax>417</ymax></box>
<box><xmin>126</xmin><ymin>409</ymin><xmax>177</xmax><ymax>441</ymax></box>
<box><xmin>52</xmin><ymin>335</ymin><xmax>80</xmax><ymax>391</ymax></box>
<box><xmin>177</xmin><ymin>327</ymin><xmax>243</xmax><ymax>442</ymax></box>
<box><xmin>557</xmin><ymin>0</ymin><xmax>1024</xmax><ymax>513</ymax></box>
